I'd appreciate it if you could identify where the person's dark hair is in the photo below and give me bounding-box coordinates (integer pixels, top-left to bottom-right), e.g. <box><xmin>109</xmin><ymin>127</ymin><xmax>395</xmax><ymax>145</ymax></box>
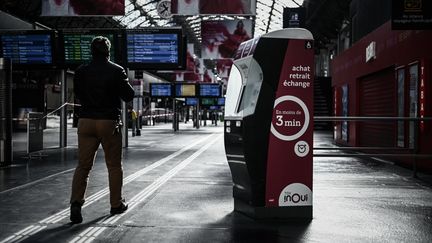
<box><xmin>91</xmin><ymin>36</ymin><xmax>111</xmax><ymax>59</ymax></box>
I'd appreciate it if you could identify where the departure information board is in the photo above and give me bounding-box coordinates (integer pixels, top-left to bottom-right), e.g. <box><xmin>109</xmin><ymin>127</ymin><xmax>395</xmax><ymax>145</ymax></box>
<box><xmin>175</xmin><ymin>83</ymin><xmax>196</xmax><ymax>97</ymax></box>
<box><xmin>199</xmin><ymin>84</ymin><xmax>221</xmax><ymax>97</ymax></box>
<box><xmin>150</xmin><ymin>83</ymin><xmax>172</xmax><ymax>97</ymax></box>
<box><xmin>201</xmin><ymin>98</ymin><xmax>218</xmax><ymax>106</ymax></box>
<box><xmin>125</xmin><ymin>28</ymin><xmax>185</xmax><ymax>70</ymax></box>
<box><xmin>0</xmin><ymin>33</ymin><xmax>53</xmax><ymax>65</ymax></box>
<box><xmin>127</xmin><ymin>33</ymin><xmax>178</xmax><ymax>63</ymax></box>
<box><xmin>185</xmin><ymin>98</ymin><xmax>198</xmax><ymax>106</ymax></box>
<box><xmin>62</xmin><ymin>32</ymin><xmax>115</xmax><ymax>65</ymax></box>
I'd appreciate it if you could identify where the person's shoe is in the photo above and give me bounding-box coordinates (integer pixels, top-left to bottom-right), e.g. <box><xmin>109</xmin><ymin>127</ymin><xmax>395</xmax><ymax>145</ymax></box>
<box><xmin>110</xmin><ymin>201</ymin><xmax>128</xmax><ymax>215</ymax></box>
<box><xmin>70</xmin><ymin>202</ymin><xmax>83</xmax><ymax>224</ymax></box>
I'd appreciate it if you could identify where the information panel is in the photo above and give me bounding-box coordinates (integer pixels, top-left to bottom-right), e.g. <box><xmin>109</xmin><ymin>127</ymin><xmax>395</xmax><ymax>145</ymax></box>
<box><xmin>185</xmin><ymin>98</ymin><xmax>198</xmax><ymax>106</ymax></box>
<box><xmin>217</xmin><ymin>97</ymin><xmax>225</xmax><ymax>106</ymax></box>
<box><xmin>125</xmin><ymin>28</ymin><xmax>185</xmax><ymax>70</ymax></box>
<box><xmin>201</xmin><ymin>98</ymin><xmax>218</xmax><ymax>106</ymax></box>
<box><xmin>62</xmin><ymin>31</ymin><xmax>116</xmax><ymax>66</ymax></box>
<box><xmin>175</xmin><ymin>83</ymin><xmax>196</xmax><ymax>97</ymax></box>
<box><xmin>150</xmin><ymin>83</ymin><xmax>172</xmax><ymax>97</ymax></box>
<box><xmin>0</xmin><ymin>33</ymin><xmax>53</xmax><ymax>66</ymax></box>
<box><xmin>199</xmin><ymin>83</ymin><xmax>221</xmax><ymax>97</ymax></box>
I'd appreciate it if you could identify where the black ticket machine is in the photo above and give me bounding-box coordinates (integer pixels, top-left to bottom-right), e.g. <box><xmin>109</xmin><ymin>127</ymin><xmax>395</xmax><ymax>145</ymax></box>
<box><xmin>224</xmin><ymin>28</ymin><xmax>314</xmax><ymax>220</ymax></box>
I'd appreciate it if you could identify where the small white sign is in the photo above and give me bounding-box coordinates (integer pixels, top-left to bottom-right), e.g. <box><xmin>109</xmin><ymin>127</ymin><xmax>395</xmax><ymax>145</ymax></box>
<box><xmin>279</xmin><ymin>183</ymin><xmax>312</xmax><ymax>206</ymax></box>
<box><xmin>366</xmin><ymin>41</ymin><xmax>376</xmax><ymax>62</ymax></box>
<box><xmin>294</xmin><ymin>140</ymin><xmax>309</xmax><ymax>157</ymax></box>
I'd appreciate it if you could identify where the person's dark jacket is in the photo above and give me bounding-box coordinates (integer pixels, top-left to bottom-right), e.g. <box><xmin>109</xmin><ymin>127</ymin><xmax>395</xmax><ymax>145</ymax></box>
<box><xmin>74</xmin><ymin>58</ymin><xmax>134</xmax><ymax>120</ymax></box>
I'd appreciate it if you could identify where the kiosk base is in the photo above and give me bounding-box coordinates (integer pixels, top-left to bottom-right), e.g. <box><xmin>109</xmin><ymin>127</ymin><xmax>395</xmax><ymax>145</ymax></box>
<box><xmin>234</xmin><ymin>199</ymin><xmax>312</xmax><ymax>221</ymax></box>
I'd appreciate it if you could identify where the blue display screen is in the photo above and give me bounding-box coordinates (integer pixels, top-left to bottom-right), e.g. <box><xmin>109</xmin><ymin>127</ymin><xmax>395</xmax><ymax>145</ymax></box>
<box><xmin>1</xmin><ymin>34</ymin><xmax>53</xmax><ymax>64</ymax></box>
<box><xmin>127</xmin><ymin>33</ymin><xmax>178</xmax><ymax>64</ymax></box>
<box><xmin>185</xmin><ymin>98</ymin><xmax>198</xmax><ymax>106</ymax></box>
<box><xmin>217</xmin><ymin>97</ymin><xmax>225</xmax><ymax>106</ymax></box>
<box><xmin>150</xmin><ymin>84</ymin><xmax>172</xmax><ymax>97</ymax></box>
<box><xmin>199</xmin><ymin>84</ymin><xmax>221</xmax><ymax>97</ymax></box>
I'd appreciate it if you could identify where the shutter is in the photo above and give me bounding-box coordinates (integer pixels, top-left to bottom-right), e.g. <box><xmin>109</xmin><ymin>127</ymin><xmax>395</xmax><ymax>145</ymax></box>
<box><xmin>359</xmin><ymin>68</ymin><xmax>396</xmax><ymax>147</ymax></box>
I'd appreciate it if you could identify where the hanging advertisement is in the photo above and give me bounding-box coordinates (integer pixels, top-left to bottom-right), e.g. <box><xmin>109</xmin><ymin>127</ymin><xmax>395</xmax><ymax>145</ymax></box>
<box><xmin>216</xmin><ymin>59</ymin><xmax>234</xmax><ymax>78</ymax></box>
<box><xmin>171</xmin><ymin>0</ymin><xmax>256</xmax><ymax>15</ymax></box>
<box><xmin>201</xmin><ymin>20</ymin><xmax>252</xmax><ymax>59</ymax></box>
<box><xmin>41</xmin><ymin>0</ymin><xmax>125</xmax><ymax>16</ymax></box>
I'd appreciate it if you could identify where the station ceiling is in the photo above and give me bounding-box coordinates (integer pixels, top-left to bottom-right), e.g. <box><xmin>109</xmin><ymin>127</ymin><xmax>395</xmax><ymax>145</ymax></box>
<box><xmin>0</xmin><ymin>0</ymin><xmax>350</xmax><ymax>53</ymax></box>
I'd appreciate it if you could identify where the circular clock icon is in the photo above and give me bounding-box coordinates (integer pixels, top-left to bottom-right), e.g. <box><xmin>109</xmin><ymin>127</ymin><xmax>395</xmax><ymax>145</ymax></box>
<box><xmin>157</xmin><ymin>0</ymin><xmax>172</xmax><ymax>19</ymax></box>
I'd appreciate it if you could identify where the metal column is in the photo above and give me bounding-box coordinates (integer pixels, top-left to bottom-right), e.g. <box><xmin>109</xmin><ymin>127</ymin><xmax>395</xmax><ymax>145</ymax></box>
<box><xmin>0</xmin><ymin>58</ymin><xmax>12</xmax><ymax>166</ymax></box>
<box><xmin>60</xmin><ymin>70</ymin><xmax>67</xmax><ymax>148</ymax></box>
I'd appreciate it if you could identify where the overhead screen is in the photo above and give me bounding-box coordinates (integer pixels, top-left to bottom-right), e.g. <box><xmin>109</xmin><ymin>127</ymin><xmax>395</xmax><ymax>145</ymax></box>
<box><xmin>61</xmin><ymin>29</ymin><xmax>119</xmax><ymax>67</ymax></box>
<box><xmin>150</xmin><ymin>83</ymin><xmax>172</xmax><ymax>97</ymax></box>
<box><xmin>0</xmin><ymin>30</ymin><xmax>56</xmax><ymax>68</ymax></box>
<box><xmin>125</xmin><ymin>28</ymin><xmax>186</xmax><ymax>70</ymax></box>
<box><xmin>199</xmin><ymin>83</ymin><xmax>221</xmax><ymax>97</ymax></box>
<box><xmin>175</xmin><ymin>83</ymin><xmax>196</xmax><ymax>97</ymax></box>
<box><xmin>185</xmin><ymin>98</ymin><xmax>198</xmax><ymax>106</ymax></box>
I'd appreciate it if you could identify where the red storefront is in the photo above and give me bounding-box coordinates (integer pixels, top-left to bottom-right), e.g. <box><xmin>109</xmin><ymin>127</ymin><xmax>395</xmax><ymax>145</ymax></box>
<box><xmin>331</xmin><ymin>21</ymin><xmax>432</xmax><ymax>172</ymax></box>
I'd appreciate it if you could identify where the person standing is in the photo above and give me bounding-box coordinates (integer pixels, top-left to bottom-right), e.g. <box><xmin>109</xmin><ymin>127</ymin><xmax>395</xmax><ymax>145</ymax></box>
<box><xmin>70</xmin><ymin>36</ymin><xmax>134</xmax><ymax>224</ymax></box>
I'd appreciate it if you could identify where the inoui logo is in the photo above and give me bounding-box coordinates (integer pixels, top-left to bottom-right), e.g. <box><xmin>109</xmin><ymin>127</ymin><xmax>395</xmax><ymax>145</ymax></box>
<box><xmin>279</xmin><ymin>183</ymin><xmax>312</xmax><ymax>206</ymax></box>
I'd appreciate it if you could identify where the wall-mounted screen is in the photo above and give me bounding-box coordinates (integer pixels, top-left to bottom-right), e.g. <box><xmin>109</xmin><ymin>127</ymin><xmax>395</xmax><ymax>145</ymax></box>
<box><xmin>60</xmin><ymin>29</ymin><xmax>119</xmax><ymax>67</ymax></box>
<box><xmin>175</xmin><ymin>83</ymin><xmax>196</xmax><ymax>97</ymax></box>
<box><xmin>0</xmin><ymin>30</ymin><xmax>57</xmax><ymax>69</ymax></box>
<box><xmin>125</xmin><ymin>28</ymin><xmax>186</xmax><ymax>70</ymax></box>
<box><xmin>150</xmin><ymin>83</ymin><xmax>172</xmax><ymax>97</ymax></box>
<box><xmin>185</xmin><ymin>98</ymin><xmax>198</xmax><ymax>106</ymax></box>
<box><xmin>199</xmin><ymin>83</ymin><xmax>221</xmax><ymax>97</ymax></box>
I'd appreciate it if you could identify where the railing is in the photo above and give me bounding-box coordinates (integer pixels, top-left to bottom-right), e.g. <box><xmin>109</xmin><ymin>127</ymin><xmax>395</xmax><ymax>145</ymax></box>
<box><xmin>314</xmin><ymin>116</ymin><xmax>432</xmax><ymax>177</ymax></box>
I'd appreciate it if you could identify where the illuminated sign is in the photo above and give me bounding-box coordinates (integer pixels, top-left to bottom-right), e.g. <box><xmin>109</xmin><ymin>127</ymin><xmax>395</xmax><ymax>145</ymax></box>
<box><xmin>0</xmin><ymin>33</ymin><xmax>53</xmax><ymax>65</ymax></box>
<box><xmin>175</xmin><ymin>83</ymin><xmax>196</xmax><ymax>97</ymax></box>
<box><xmin>62</xmin><ymin>31</ymin><xmax>117</xmax><ymax>65</ymax></box>
<box><xmin>199</xmin><ymin>84</ymin><xmax>221</xmax><ymax>97</ymax></box>
<box><xmin>185</xmin><ymin>98</ymin><xmax>198</xmax><ymax>106</ymax></box>
<box><xmin>125</xmin><ymin>28</ymin><xmax>185</xmax><ymax>70</ymax></box>
<box><xmin>150</xmin><ymin>83</ymin><xmax>172</xmax><ymax>97</ymax></box>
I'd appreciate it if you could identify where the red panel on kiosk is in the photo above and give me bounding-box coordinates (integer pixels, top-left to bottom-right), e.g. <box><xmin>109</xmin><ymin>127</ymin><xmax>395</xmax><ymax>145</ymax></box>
<box><xmin>265</xmin><ymin>39</ymin><xmax>314</xmax><ymax>207</ymax></box>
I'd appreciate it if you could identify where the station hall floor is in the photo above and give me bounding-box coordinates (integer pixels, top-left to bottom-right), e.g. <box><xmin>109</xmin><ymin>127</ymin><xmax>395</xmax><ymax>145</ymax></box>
<box><xmin>1</xmin><ymin>123</ymin><xmax>432</xmax><ymax>243</ymax></box>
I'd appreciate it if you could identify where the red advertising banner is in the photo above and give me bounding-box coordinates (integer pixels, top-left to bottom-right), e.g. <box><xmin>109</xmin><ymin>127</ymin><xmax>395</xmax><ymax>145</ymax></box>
<box><xmin>41</xmin><ymin>0</ymin><xmax>125</xmax><ymax>16</ymax></box>
<box><xmin>201</xmin><ymin>20</ymin><xmax>252</xmax><ymax>59</ymax></box>
<box><xmin>265</xmin><ymin>39</ymin><xmax>314</xmax><ymax>208</ymax></box>
<box><xmin>171</xmin><ymin>0</ymin><xmax>256</xmax><ymax>15</ymax></box>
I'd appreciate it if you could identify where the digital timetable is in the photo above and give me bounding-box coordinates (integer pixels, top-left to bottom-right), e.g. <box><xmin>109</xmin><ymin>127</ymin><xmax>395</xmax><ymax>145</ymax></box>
<box><xmin>127</xmin><ymin>33</ymin><xmax>179</xmax><ymax>64</ymax></box>
<box><xmin>63</xmin><ymin>33</ymin><xmax>115</xmax><ymax>65</ymax></box>
<box><xmin>0</xmin><ymin>34</ymin><xmax>53</xmax><ymax>65</ymax></box>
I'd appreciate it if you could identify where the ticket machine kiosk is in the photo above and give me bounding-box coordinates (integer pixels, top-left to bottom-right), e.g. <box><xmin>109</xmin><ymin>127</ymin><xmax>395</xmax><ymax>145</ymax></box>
<box><xmin>224</xmin><ymin>28</ymin><xmax>314</xmax><ymax>220</ymax></box>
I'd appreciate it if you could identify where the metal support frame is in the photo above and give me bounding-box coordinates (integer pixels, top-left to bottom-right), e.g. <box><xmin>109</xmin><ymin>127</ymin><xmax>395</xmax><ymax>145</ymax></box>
<box><xmin>60</xmin><ymin>70</ymin><xmax>67</xmax><ymax>148</ymax></box>
<box><xmin>122</xmin><ymin>101</ymin><xmax>128</xmax><ymax>148</ymax></box>
<box><xmin>314</xmin><ymin>116</ymin><xmax>432</xmax><ymax>177</ymax></box>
